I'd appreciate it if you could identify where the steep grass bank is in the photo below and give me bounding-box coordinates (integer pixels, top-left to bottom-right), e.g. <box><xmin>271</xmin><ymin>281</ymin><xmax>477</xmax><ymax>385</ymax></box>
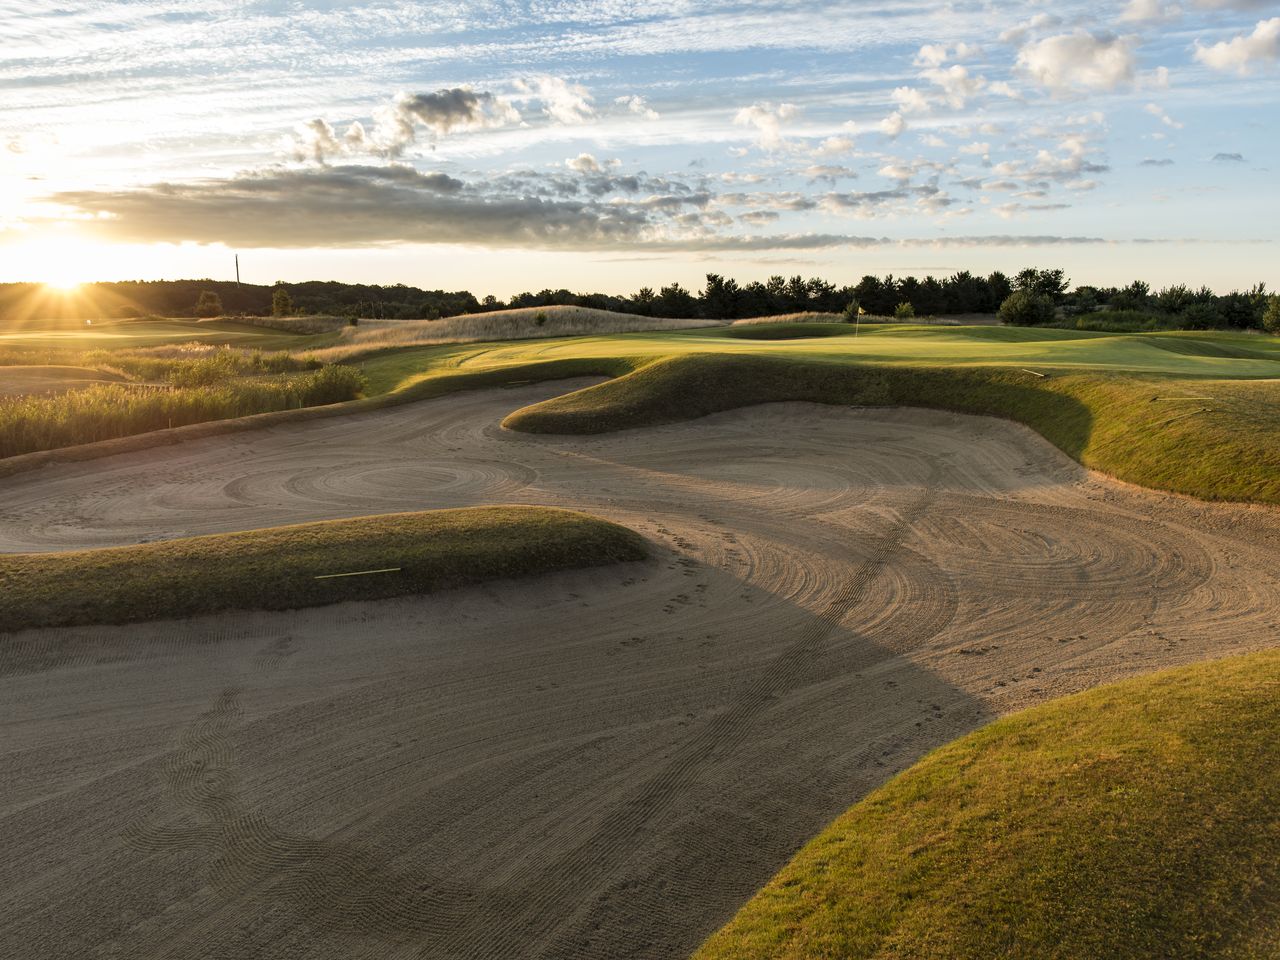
<box><xmin>0</xmin><ymin>506</ymin><xmax>647</xmax><ymax>631</ymax></box>
<box><xmin>694</xmin><ymin>649</ymin><xmax>1280</xmax><ymax>959</ymax></box>
<box><xmin>504</xmin><ymin>354</ymin><xmax>1280</xmax><ymax>504</ymax></box>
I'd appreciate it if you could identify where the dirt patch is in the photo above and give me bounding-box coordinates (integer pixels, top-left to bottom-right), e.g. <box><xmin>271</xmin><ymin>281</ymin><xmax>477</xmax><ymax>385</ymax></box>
<box><xmin>1</xmin><ymin>381</ymin><xmax>1276</xmax><ymax>959</ymax></box>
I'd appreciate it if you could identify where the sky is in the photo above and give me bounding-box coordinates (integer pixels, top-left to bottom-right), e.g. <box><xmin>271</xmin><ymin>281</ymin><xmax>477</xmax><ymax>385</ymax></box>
<box><xmin>1</xmin><ymin>0</ymin><xmax>1277</xmax><ymax>297</ymax></box>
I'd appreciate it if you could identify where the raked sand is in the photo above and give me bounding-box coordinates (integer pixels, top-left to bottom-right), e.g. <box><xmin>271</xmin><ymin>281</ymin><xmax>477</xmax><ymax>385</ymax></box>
<box><xmin>2</xmin><ymin>380</ymin><xmax>1277</xmax><ymax>959</ymax></box>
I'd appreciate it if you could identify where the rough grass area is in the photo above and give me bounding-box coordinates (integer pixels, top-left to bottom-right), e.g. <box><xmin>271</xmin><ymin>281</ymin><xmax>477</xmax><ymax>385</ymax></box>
<box><xmin>503</xmin><ymin>354</ymin><xmax>1280</xmax><ymax>504</ymax></box>
<box><xmin>0</xmin><ymin>364</ymin><xmax>365</xmax><ymax>459</ymax></box>
<box><xmin>0</xmin><ymin>506</ymin><xmax>647</xmax><ymax>631</ymax></box>
<box><xmin>694</xmin><ymin>649</ymin><xmax>1280</xmax><ymax>960</ymax></box>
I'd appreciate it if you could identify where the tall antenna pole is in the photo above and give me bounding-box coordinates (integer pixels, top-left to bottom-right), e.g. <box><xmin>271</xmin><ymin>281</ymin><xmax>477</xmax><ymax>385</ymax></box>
<box><xmin>235</xmin><ymin>254</ymin><xmax>241</xmax><ymax>288</ymax></box>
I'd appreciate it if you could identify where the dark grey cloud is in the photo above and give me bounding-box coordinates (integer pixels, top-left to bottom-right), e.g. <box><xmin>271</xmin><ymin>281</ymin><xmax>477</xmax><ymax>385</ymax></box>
<box><xmin>49</xmin><ymin>164</ymin><xmax>1124</xmax><ymax>253</ymax></box>
<box><xmin>1212</xmin><ymin>152</ymin><xmax>1246</xmax><ymax>162</ymax></box>
<box><xmin>54</xmin><ymin>165</ymin><xmax>651</xmax><ymax>249</ymax></box>
<box><xmin>1140</xmin><ymin>158</ymin><xmax>1175</xmax><ymax>166</ymax></box>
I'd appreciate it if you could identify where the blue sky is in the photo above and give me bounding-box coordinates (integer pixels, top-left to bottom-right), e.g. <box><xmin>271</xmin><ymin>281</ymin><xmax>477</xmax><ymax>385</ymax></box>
<box><xmin>1</xmin><ymin>0</ymin><xmax>1277</xmax><ymax>294</ymax></box>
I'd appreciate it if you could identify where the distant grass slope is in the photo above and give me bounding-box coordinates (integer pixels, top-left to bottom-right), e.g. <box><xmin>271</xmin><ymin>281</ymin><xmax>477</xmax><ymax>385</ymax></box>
<box><xmin>695</xmin><ymin>649</ymin><xmax>1280</xmax><ymax>960</ymax></box>
<box><xmin>504</xmin><ymin>354</ymin><xmax>1280</xmax><ymax>504</ymax></box>
<box><xmin>0</xmin><ymin>506</ymin><xmax>646</xmax><ymax>631</ymax></box>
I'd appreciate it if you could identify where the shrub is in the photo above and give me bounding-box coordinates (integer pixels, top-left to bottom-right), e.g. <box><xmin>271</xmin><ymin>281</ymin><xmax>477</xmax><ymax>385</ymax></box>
<box><xmin>841</xmin><ymin>299</ymin><xmax>861</xmax><ymax>321</ymax></box>
<box><xmin>272</xmin><ymin>285</ymin><xmax>293</xmax><ymax>317</ymax></box>
<box><xmin>998</xmin><ymin>290</ymin><xmax>1057</xmax><ymax>326</ymax></box>
<box><xmin>194</xmin><ymin>290</ymin><xmax>222</xmax><ymax>317</ymax></box>
<box><xmin>894</xmin><ymin>302</ymin><xmax>916</xmax><ymax>320</ymax></box>
<box><xmin>534</xmin><ymin>310</ymin><xmax>548</xmax><ymax>326</ymax></box>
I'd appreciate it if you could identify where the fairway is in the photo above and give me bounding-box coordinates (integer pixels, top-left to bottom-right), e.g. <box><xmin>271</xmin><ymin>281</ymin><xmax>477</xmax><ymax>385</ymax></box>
<box><xmin>2</xmin><ymin>377</ymin><xmax>1276</xmax><ymax>959</ymax></box>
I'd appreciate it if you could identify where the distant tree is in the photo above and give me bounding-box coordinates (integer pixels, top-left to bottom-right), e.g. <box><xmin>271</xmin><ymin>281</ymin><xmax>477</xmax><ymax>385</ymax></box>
<box><xmin>841</xmin><ymin>298</ymin><xmax>860</xmax><ymax>321</ymax></box>
<box><xmin>194</xmin><ymin>290</ymin><xmax>222</xmax><ymax>317</ymax></box>
<box><xmin>630</xmin><ymin>286</ymin><xmax>656</xmax><ymax>316</ymax></box>
<box><xmin>1218</xmin><ymin>284</ymin><xmax>1268</xmax><ymax>329</ymax></box>
<box><xmin>1110</xmin><ymin>280</ymin><xmax>1151</xmax><ymax>312</ymax></box>
<box><xmin>655</xmin><ymin>282</ymin><xmax>697</xmax><ymax>318</ymax></box>
<box><xmin>985</xmin><ymin>271</ymin><xmax>1013</xmax><ymax>310</ymax></box>
<box><xmin>894</xmin><ymin>302</ymin><xmax>916</xmax><ymax>320</ymax></box>
<box><xmin>480</xmin><ymin>294</ymin><xmax>503</xmax><ymax>312</ymax></box>
<box><xmin>1014</xmin><ymin>268</ymin><xmax>1070</xmax><ymax>302</ymax></box>
<box><xmin>701</xmin><ymin>273</ymin><xmax>742</xmax><ymax>319</ymax></box>
<box><xmin>271</xmin><ymin>285</ymin><xmax>293</xmax><ymax>317</ymax></box>
<box><xmin>1263</xmin><ymin>295</ymin><xmax>1280</xmax><ymax>334</ymax></box>
<box><xmin>999</xmin><ymin>290</ymin><xmax>1057</xmax><ymax>326</ymax></box>
<box><xmin>1064</xmin><ymin>285</ymin><xmax>1101</xmax><ymax>316</ymax></box>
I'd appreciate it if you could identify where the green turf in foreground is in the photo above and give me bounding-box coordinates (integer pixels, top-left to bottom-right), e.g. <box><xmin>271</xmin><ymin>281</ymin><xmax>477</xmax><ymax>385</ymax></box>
<box><xmin>502</xmin><ymin>354</ymin><xmax>1280</xmax><ymax>505</ymax></box>
<box><xmin>0</xmin><ymin>506</ymin><xmax>646</xmax><ymax>631</ymax></box>
<box><xmin>694</xmin><ymin>649</ymin><xmax>1280</xmax><ymax>960</ymax></box>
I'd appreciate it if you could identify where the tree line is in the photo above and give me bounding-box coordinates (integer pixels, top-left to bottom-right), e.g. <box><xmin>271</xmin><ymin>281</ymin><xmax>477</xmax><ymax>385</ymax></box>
<box><xmin>3</xmin><ymin>270</ymin><xmax>1276</xmax><ymax>332</ymax></box>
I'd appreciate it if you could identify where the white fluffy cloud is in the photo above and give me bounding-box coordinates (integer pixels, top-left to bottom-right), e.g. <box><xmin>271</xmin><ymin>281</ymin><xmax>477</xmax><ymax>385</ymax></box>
<box><xmin>1194</xmin><ymin>18</ymin><xmax>1280</xmax><ymax>73</ymax></box>
<box><xmin>733</xmin><ymin>101</ymin><xmax>800</xmax><ymax>149</ymax></box>
<box><xmin>516</xmin><ymin>76</ymin><xmax>595</xmax><ymax>124</ymax></box>
<box><xmin>615</xmin><ymin>94</ymin><xmax>660</xmax><ymax>120</ymax></box>
<box><xmin>878</xmin><ymin>111</ymin><xmax>907</xmax><ymax>138</ymax></box>
<box><xmin>1017</xmin><ymin>32</ymin><xmax>1137</xmax><ymax>93</ymax></box>
<box><xmin>921</xmin><ymin>64</ymin><xmax>986</xmax><ymax>109</ymax></box>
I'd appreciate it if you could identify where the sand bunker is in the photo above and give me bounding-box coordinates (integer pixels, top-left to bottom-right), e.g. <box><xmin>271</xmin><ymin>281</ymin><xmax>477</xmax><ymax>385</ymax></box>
<box><xmin>2</xmin><ymin>381</ymin><xmax>1277</xmax><ymax>959</ymax></box>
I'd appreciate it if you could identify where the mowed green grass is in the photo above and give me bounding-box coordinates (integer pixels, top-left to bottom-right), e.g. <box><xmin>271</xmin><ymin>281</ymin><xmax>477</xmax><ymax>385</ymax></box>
<box><xmin>694</xmin><ymin>649</ymin><xmax>1280</xmax><ymax>960</ymax></box>
<box><xmin>0</xmin><ymin>506</ymin><xmax>646</xmax><ymax>631</ymax></box>
<box><xmin>357</xmin><ymin>324</ymin><xmax>1280</xmax><ymax>505</ymax></box>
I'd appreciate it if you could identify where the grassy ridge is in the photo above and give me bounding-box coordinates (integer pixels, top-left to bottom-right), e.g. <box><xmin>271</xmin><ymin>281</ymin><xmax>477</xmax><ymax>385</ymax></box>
<box><xmin>0</xmin><ymin>506</ymin><xmax>646</xmax><ymax>632</ymax></box>
<box><xmin>695</xmin><ymin>649</ymin><xmax>1280</xmax><ymax>960</ymax></box>
<box><xmin>503</xmin><ymin>354</ymin><xmax>1280</xmax><ymax>504</ymax></box>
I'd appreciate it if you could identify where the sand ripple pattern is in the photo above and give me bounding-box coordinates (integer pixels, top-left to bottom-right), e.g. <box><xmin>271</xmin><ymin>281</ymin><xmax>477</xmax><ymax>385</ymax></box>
<box><xmin>1</xmin><ymin>384</ymin><xmax>1277</xmax><ymax>959</ymax></box>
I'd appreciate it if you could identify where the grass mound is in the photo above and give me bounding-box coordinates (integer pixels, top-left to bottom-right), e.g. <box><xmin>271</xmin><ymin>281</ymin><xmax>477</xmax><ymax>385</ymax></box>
<box><xmin>724</xmin><ymin>323</ymin><xmax>856</xmax><ymax>341</ymax></box>
<box><xmin>503</xmin><ymin>354</ymin><xmax>1280</xmax><ymax>504</ymax></box>
<box><xmin>0</xmin><ymin>506</ymin><xmax>646</xmax><ymax>631</ymax></box>
<box><xmin>695</xmin><ymin>649</ymin><xmax>1280</xmax><ymax>960</ymax></box>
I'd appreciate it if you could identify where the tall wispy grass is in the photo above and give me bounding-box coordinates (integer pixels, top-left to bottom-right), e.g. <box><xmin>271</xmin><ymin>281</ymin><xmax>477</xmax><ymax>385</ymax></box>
<box><xmin>86</xmin><ymin>346</ymin><xmax>318</xmax><ymax>386</ymax></box>
<box><xmin>310</xmin><ymin>305</ymin><xmax>721</xmax><ymax>360</ymax></box>
<box><xmin>0</xmin><ymin>365</ymin><xmax>364</xmax><ymax>458</ymax></box>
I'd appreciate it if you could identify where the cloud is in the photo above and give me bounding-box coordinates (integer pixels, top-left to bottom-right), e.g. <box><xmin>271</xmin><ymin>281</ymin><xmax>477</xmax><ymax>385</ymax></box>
<box><xmin>615</xmin><ymin>94</ymin><xmax>659</xmax><ymax>120</ymax></box>
<box><xmin>1140</xmin><ymin>157</ymin><xmax>1176</xmax><ymax>166</ymax></box>
<box><xmin>733</xmin><ymin>101</ymin><xmax>800</xmax><ymax>150</ymax></box>
<box><xmin>920</xmin><ymin>64</ymin><xmax>986</xmax><ymax>109</ymax></box>
<box><xmin>1120</xmin><ymin>0</ymin><xmax>1178</xmax><ymax>23</ymax></box>
<box><xmin>1017</xmin><ymin>32</ymin><xmax>1137</xmax><ymax>93</ymax></box>
<box><xmin>515</xmin><ymin>76</ymin><xmax>595</xmax><ymax>124</ymax></box>
<box><xmin>1212</xmin><ymin>152</ymin><xmax>1246</xmax><ymax>161</ymax></box>
<box><xmin>879</xmin><ymin>111</ymin><xmax>907</xmax><ymax>138</ymax></box>
<box><xmin>811</xmin><ymin>134</ymin><xmax>857</xmax><ymax>157</ymax></box>
<box><xmin>47</xmin><ymin>165</ymin><xmax>675</xmax><ymax>249</ymax></box>
<box><xmin>289</xmin><ymin>88</ymin><xmax>519</xmax><ymax>162</ymax></box>
<box><xmin>803</xmin><ymin>164</ymin><xmax>858</xmax><ymax>183</ymax></box>
<box><xmin>566</xmin><ymin>153</ymin><xmax>603</xmax><ymax>174</ymax></box>
<box><xmin>1194</xmin><ymin>18</ymin><xmax>1280</xmax><ymax>74</ymax></box>
<box><xmin>1144</xmin><ymin>102</ymin><xmax>1183</xmax><ymax>129</ymax></box>
<box><xmin>892</xmin><ymin>86</ymin><xmax>932</xmax><ymax>114</ymax></box>
<box><xmin>999</xmin><ymin>13</ymin><xmax>1063</xmax><ymax>46</ymax></box>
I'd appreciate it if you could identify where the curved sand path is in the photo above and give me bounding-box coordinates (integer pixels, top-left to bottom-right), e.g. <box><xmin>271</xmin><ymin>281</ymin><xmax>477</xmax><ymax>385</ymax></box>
<box><xmin>2</xmin><ymin>381</ymin><xmax>1278</xmax><ymax>959</ymax></box>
